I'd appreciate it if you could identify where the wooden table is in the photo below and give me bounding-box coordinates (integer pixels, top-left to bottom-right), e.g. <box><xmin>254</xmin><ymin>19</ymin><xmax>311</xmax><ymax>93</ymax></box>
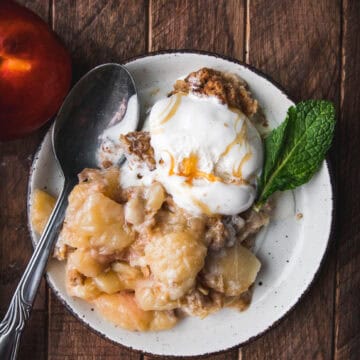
<box><xmin>1</xmin><ymin>1</ymin><xmax>359</xmax><ymax>359</ymax></box>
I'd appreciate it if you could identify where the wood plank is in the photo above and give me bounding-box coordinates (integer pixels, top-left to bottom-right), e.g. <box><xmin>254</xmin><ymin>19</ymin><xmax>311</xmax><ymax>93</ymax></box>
<box><xmin>144</xmin><ymin>354</ymin><xmax>236</xmax><ymax>360</ymax></box>
<box><xmin>247</xmin><ymin>0</ymin><xmax>340</xmax><ymax>102</ymax></box>
<box><xmin>53</xmin><ymin>0</ymin><xmax>148</xmax><ymax>80</ymax></box>
<box><xmin>151</xmin><ymin>0</ymin><xmax>245</xmax><ymax>58</ymax></box>
<box><xmin>0</xmin><ymin>132</ymin><xmax>47</xmax><ymax>312</ymax></box>
<box><xmin>241</xmin><ymin>1</ymin><xmax>341</xmax><ymax>359</ymax></box>
<box><xmin>0</xmin><ymin>3</ymin><xmax>50</xmax><ymax>360</ymax></box>
<box><xmin>334</xmin><ymin>1</ymin><xmax>360</xmax><ymax>359</ymax></box>
<box><xmin>149</xmin><ymin>1</ymin><xmax>245</xmax><ymax>359</ymax></box>
<box><xmin>18</xmin><ymin>310</ymin><xmax>47</xmax><ymax>360</ymax></box>
<box><xmin>48</xmin><ymin>1</ymin><xmax>147</xmax><ymax>358</ymax></box>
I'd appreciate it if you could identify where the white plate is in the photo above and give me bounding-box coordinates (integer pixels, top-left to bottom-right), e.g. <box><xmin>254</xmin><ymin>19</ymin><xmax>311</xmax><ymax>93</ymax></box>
<box><xmin>27</xmin><ymin>51</ymin><xmax>334</xmax><ymax>357</ymax></box>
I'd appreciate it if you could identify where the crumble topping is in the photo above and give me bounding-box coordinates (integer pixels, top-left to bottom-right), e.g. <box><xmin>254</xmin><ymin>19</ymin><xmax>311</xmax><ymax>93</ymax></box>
<box><xmin>120</xmin><ymin>131</ymin><xmax>156</xmax><ymax>170</ymax></box>
<box><xmin>171</xmin><ymin>67</ymin><xmax>258</xmax><ymax>117</ymax></box>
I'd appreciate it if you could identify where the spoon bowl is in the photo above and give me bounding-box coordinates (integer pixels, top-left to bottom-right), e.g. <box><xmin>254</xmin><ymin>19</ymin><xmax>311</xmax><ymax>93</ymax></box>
<box><xmin>53</xmin><ymin>63</ymin><xmax>138</xmax><ymax>178</ymax></box>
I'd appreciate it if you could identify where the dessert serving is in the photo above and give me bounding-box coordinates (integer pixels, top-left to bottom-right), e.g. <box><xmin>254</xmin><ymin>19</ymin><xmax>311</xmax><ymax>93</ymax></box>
<box><xmin>31</xmin><ymin>67</ymin><xmax>335</xmax><ymax>332</ymax></box>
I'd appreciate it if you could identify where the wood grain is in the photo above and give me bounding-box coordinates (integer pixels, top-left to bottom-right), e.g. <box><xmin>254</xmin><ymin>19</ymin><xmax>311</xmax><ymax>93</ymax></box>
<box><xmin>247</xmin><ymin>0</ymin><xmax>340</xmax><ymax>102</ymax></box>
<box><xmin>151</xmin><ymin>0</ymin><xmax>245</xmax><ymax>59</ymax></box>
<box><xmin>144</xmin><ymin>353</ymin><xmax>236</xmax><ymax>360</ymax></box>
<box><xmin>0</xmin><ymin>3</ymin><xmax>50</xmax><ymax>360</ymax></box>
<box><xmin>18</xmin><ymin>310</ymin><xmax>47</xmax><ymax>360</ymax></box>
<box><xmin>241</xmin><ymin>1</ymin><xmax>341</xmax><ymax>359</ymax></box>
<box><xmin>53</xmin><ymin>0</ymin><xmax>148</xmax><ymax>80</ymax></box>
<box><xmin>334</xmin><ymin>1</ymin><xmax>360</xmax><ymax>359</ymax></box>
<box><xmin>46</xmin><ymin>1</ymin><xmax>147</xmax><ymax>358</ymax></box>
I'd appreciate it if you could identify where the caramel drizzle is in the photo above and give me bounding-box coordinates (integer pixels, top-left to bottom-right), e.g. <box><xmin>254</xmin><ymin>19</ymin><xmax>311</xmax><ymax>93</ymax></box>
<box><xmin>159</xmin><ymin>93</ymin><xmax>183</xmax><ymax>125</ymax></box>
<box><xmin>220</xmin><ymin>118</ymin><xmax>248</xmax><ymax>158</ymax></box>
<box><xmin>233</xmin><ymin>151</ymin><xmax>253</xmax><ymax>179</ymax></box>
<box><xmin>218</xmin><ymin>109</ymin><xmax>253</xmax><ymax>181</ymax></box>
<box><xmin>166</xmin><ymin>151</ymin><xmax>251</xmax><ymax>185</ymax></box>
<box><xmin>168</xmin><ymin>152</ymin><xmax>175</xmax><ymax>175</ymax></box>
<box><xmin>157</xmin><ymin>95</ymin><xmax>176</xmax><ymax>118</ymax></box>
<box><xmin>165</xmin><ymin>152</ymin><xmax>223</xmax><ymax>184</ymax></box>
<box><xmin>192</xmin><ymin>197</ymin><xmax>213</xmax><ymax>216</ymax></box>
<box><xmin>161</xmin><ymin>104</ymin><xmax>252</xmax><ymax>186</ymax></box>
<box><xmin>177</xmin><ymin>153</ymin><xmax>223</xmax><ymax>184</ymax></box>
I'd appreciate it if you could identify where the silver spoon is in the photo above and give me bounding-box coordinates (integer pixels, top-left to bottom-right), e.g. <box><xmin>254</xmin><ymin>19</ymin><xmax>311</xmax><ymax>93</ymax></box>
<box><xmin>0</xmin><ymin>63</ymin><xmax>139</xmax><ymax>359</ymax></box>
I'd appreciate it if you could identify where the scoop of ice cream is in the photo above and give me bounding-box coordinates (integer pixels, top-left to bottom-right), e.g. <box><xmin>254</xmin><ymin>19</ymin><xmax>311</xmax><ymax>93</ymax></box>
<box><xmin>149</xmin><ymin>92</ymin><xmax>263</xmax><ymax>216</ymax></box>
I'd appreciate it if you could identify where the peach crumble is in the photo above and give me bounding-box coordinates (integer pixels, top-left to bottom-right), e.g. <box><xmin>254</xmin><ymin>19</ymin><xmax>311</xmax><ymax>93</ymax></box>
<box><xmin>31</xmin><ymin>68</ymin><xmax>270</xmax><ymax>331</ymax></box>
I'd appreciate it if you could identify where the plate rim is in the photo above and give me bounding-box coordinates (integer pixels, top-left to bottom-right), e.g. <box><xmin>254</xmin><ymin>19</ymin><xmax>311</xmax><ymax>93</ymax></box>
<box><xmin>27</xmin><ymin>49</ymin><xmax>336</xmax><ymax>358</ymax></box>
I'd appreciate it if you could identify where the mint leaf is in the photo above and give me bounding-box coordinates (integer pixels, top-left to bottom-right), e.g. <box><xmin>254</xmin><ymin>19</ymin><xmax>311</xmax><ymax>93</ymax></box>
<box><xmin>257</xmin><ymin>116</ymin><xmax>289</xmax><ymax>194</ymax></box>
<box><xmin>256</xmin><ymin>100</ymin><xmax>335</xmax><ymax>208</ymax></box>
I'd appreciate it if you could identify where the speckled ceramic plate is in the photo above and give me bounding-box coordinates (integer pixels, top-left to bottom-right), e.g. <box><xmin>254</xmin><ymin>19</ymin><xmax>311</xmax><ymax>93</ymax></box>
<box><xmin>27</xmin><ymin>51</ymin><xmax>334</xmax><ymax>357</ymax></box>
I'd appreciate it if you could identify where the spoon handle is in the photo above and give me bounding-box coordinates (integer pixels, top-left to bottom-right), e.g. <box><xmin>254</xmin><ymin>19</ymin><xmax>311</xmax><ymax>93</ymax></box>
<box><xmin>0</xmin><ymin>180</ymin><xmax>75</xmax><ymax>360</ymax></box>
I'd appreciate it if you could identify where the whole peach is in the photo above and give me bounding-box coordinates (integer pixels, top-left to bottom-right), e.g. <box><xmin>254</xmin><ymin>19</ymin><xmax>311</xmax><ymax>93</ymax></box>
<box><xmin>0</xmin><ymin>1</ymin><xmax>71</xmax><ymax>140</ymax></box>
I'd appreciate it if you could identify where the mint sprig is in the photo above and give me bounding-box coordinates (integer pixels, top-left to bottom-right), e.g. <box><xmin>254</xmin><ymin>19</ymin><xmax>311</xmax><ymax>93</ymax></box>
<box><xmin>255</xmin><ymin>100</ymin><xmax>335</xmax><ymax>210</ymax></box>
